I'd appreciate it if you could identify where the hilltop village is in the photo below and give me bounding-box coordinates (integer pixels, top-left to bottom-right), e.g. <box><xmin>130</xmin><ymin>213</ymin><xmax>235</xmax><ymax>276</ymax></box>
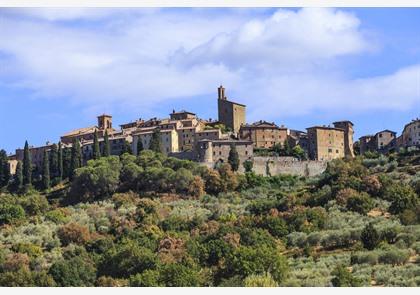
<box><xmin>6</xmin><ymin>85</ymin><xmax>420</xmax><ymax>177</ymax></box>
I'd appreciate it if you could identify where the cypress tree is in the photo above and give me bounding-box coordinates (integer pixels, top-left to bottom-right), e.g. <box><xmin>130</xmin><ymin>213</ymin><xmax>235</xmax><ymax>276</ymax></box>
<box><xmin>284</xmin><ymin>139</ymin><xmax>292</xmax><ymax>156</ymax></box>
<box><xmin>63</xmin><ymin>147</ymin><xmax>72</xmax><ymax>179</ymax></box>
<box><xmin>103</xmin><ymin>130</ymin><xmax>110</xmax><ymax>157</ymax></box>
<box><xmin>58</xmin><ymin>142</ymin><xmax>63</xmax><ymax>181</ymax></box>
<box><xmin>93</xmin><ymin>129</ymin><xmax>100</xmax><ymax>160</ymax></box>
<box><xmin>228</xmin><ymin>143</ymin><xmax>240</xmax><ymax>171</ymax></box>
<box><xmin>0</xmin><ymin>149</ymin><xmax>10</xmax><ymax>187</ymax></box>
<box><xmin>149</xmin><ymin>129</ymin><xmax>162</xmax><ymax>153</ymax></box>
<box><xmin>42</xmin><ymin>149</ymin><xmax>50</xmax><ymax>190</ymax></box>
<box><xmin>49</xmin><ymin>144</ymin><xmax>59</xmax><ymax>178</ymax></box>
<box><xmin>23</xmin><ymin>140</ymin><xmax>32</xmax><ymax>185</ymax></box>
<box><xmin>70</xmin><ymin>139</ymin><xmax>81</xmax><ymax>180</ymax></box>
<box><xmin>136</xmin><ymin>138</ymin><xmax>144</xmax><ymax>155</ymax></box>
<box><xmin>15</xmin><ymin>161</ymin><xmax>23</xmax><ymax>189</ymax></box>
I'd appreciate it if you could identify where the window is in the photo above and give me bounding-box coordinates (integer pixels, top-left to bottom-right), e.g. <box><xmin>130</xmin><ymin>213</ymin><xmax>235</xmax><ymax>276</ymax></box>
<box><xmin>213</xmin><ymin>151</ymin><xmax>215</xmax><ymax>156</ymax></box>
<box><xmin>379</xmin><ymin>134</ymin><xmax>383</xmax><ymax>138</ymax></box>
<box><xmin>245</xmin><ymin>151</ymin><xmax>248</xmax><ymax>155</ymax></box>
<box><xmin>328</xmin><ymin>148</ymin><xmax>332</xmax><ymax>153</ymax></box>
<box><xmin>219</xmin><ymin>151</ymin><xmax>222</xmax><ymax>155</ymax></box>
<box><xmin>336</xmin><ymin>150</ymin><xmax>339</xmax><ymax>153</ymax></box>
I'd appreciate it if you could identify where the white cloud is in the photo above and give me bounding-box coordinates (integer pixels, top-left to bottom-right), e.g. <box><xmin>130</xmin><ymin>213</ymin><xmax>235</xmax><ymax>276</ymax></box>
<box><xmin>171</xmin><ymin>8</ymin><xmax>370</xmax><ymax>72</ymax></box>
<box><xmin>0</xmin><ymin>8</ymin><xmax>418</xmax><ymax>122</ymax></box>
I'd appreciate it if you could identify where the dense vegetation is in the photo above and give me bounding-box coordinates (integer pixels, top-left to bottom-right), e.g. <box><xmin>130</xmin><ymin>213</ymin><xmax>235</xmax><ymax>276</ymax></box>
<box><xmin>0</xmin><ymin>146</ymin><xmax>419</xmax><ymax>287</ymax></box>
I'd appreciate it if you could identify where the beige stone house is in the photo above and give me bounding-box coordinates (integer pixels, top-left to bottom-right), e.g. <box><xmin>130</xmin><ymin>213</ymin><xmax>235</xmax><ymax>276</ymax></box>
<box><xmin>239</xmin><ymin>120</ymin><xmax>289</xmax><ymax>149</ymax></box>
<box><xmin>307</xmin><ymin>126</ymin><xmax>345</xmax><ymax>161</ymax></box>
<box><xmin>197</xmin><ymin>139</ymin><xmax>253</xmax><ymax>167</ymax></box>
<box><xmin>401</xmin><ymin>118</ymin><xmax>420</xmax><ymax>148</ymax></box>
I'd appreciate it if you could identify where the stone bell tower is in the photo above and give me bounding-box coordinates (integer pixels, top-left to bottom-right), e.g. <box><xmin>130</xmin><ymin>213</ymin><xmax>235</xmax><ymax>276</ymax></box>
<box><xmin>217</xmin><ymin>85</ymin><xmax>246</xmax><ymax>134</ymax></box>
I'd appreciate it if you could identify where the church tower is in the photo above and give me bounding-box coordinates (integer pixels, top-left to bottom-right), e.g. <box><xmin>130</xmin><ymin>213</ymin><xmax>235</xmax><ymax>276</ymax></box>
<box><xmin>217</xmin><ymin>85</ymin><xmax>246</xmax><ymax>134</ymax></box>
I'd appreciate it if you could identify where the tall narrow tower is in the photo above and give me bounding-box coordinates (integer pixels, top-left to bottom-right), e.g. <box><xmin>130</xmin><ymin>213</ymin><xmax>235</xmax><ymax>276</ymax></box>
<box><xmin>217</xmin><ymin>85</ymin><xmax>246</xmax><ymax>134</ymax></box>
<box><xmin>333</xmin><ymin>121</ymin><xmax>355</xmax><ymax>158</ymax></box>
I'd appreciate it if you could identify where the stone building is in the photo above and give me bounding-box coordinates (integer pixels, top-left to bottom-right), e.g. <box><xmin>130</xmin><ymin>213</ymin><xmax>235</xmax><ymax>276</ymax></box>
<box><xmin>170</xmin><ymin>110</ymin><xmax>196</xmax><ymax>121</ymax></box>
<box><xmin>333</xmin><ymin>121</ymin><xmax>355</xmax><ymax>158</ymax></box>
<box><xmin>359</xmin><ymin>135</ymin><xmax>374</xmax><ymax>155</ymax></box>
<box><xmin>239</xmin><ymin>120</ymin><xmax>289</xmax><ymax>149</ymax></box>
<box><xmin>197</xmin><ymin>139</ymin><xmax>253</xmax><ymax>167</ymax></box>
<box><xmin>120</xmin><ymin>119</ymin><xmax>145</xmax><ymax>134</ymax></box>
<box><xmin>400</xmin><ymin>118</ymin><xmax>420</xmax><ymax>148</ymax></box>
<box><xmin>61</xmin><ymin>114</ymin><xmax>115</xmax><ymax>144</ymax></box>
<box><xmin>217</xmin><ymin>85</ymin><xmax>246</xmax><ymax>134</ymax></box>
<box><xmin>306</xmin><ymin>126</ymin><xmax>345</xmax><ymax>161</ymax></box>
<box><xmin>15</xmin><ymin>143</ymin><xmax>54</xmax><ymax>171</ymax></box>
<box><xmin>132</xmin><ymin>128</ymin><xmax>179</xmax><ymax>155</ymax></box>
<box><xmin>130</xmin><ymin>110</ymin><xmax>222</xmax><ymax>155</ymax></box>
<box><xmin>359</xmin><ymin>130</ymin><xmax>397</xmax><ymax>154</ymax></box>
<box><xmin>194</xmin><ymin>129</ymin><xmax>222</xmax><ymax>142</ymax></box>
<box><xmin>289</xmin><ymin>130</ymin><xmax>308</xmax><ymax>151</ymax></box>
<box><xmin>81</xmin><ymin>133</ymin><xmax>133</xmax><ymax>162</ymax></box>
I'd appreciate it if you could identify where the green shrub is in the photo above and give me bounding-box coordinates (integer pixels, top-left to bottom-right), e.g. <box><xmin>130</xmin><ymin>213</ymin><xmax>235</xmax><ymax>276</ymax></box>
<box><xmin>346</xmin><ymin>192</ymin><xmax>374</xmax><ymax>215</ymax></box>
<box><xmin>20</xmin><ymin>194</ymin><xmax>49</xmax><ymax>216</ymax></box>
<box><xmin>159</xmin><ymin>263</ymin><xmax>202</xmax><ymax>287</ymax></box>
<box><xmin>129</xmin><ymin>269</ymin><xmax>162</xmax><ymax>287</ymax></box>
<box><xmin>0</xmin><ymin>203</ymin><xmax>25</xmax><ymax>225</ymax></box>
<box><xmin>49</xmin><ymin>256</ymin><xmax>96</xmax><ymax>287</ymax></box>
<box><xmin>224</xmin><ymin>245</ymin><xmax>289</xmax><ymax>284</ymax></box>
<box><xmin>244</xmin><ymin>272</ymin><xmax>279</xmax><ymax>287</ymax></box>
<box><xmin>350</xmin><ymin>252</ymin><xmax>378</xmax><ymax>265</ymax></box>
<box><xmin>11</xmin><ymin>243</ymin><xmax>43</xmax><ymax>258</ymax></box>
<box><xmin>386</xmin><ymin>184</ymin><xmax>418</xmax><ymax>215</ymax></box>
<box><xmin>99</xmin><ymin>240</ymin><xmax>158</xmax><ymax>278</ymax></box>
<box><xmin>378</xmin><ymin>249</ymin><xmax>410</xmax><ymax>265</ymax></box>
<box><xmin>45</xmin><ymin>209</ymin><xmax>70</xmax><ymax>224</ymax></box>
<box><xmin>331</xmin><ymin>265</ymin><xmax>363</xmax><ymax>287</ymax></box>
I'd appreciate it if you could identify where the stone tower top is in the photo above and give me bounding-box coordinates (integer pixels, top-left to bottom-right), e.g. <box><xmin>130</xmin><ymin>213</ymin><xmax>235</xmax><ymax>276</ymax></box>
<box><xmin>97</xmin><ymin>114</ymin><xmax>113</xmax><ymax>130</ymax></box>
<box><xmin>218</xmin><ymin>85</ymin><xmax>226</xmax><ymax>100</ymax></box>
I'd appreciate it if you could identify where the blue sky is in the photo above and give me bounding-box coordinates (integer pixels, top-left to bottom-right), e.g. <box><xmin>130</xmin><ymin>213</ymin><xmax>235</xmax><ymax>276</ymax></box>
<box><xmin>0</xmin><ymin>8</ymin><xmax>419</xmax><ymax>154</ymax></box>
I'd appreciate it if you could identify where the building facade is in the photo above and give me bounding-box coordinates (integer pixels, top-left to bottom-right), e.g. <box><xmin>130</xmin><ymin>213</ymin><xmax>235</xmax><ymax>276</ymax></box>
<box><xmin>217</xmin><ymin>86</ymin><xmax>246</xmax><ymax>134</ymax></box>
<box><xmin>15</xmin><ymin>143</ymin><xmax>54</xmax><ymax>171</ymax></box>
<box><xmin>81</xmin><ymin>133</ymin><xmax>133</xmax><ymax>162</ymax></box>
<box><xmin>132</xmin><ymin>129</ymin><xmax>179</xmax><ymax>155</ymax></box>
<box><xmin>306</xmin><ymin>126</ymin><xmax>345</xmax><ymax>161</ymax></box>
<box><xmin>333</xmin><ymin>121</ymin><xmax>355</xmax><ymax>158</ymax></box>
<box><xmin>239</xmin><ymin>121</ymin><xmax>289</xmax><ymax>149</ymax></box>
<box><xmin>359</xmin><ymin>130</ymin><xmax>397</xmax><ymax>154</ymax></box>
<box><xmin>401</xmin><ymin>118</ymin><xmax>420</xmax><ymax>148</ymax></box>
<box><xmin>197</xmin><ymin>139</ymin><xmax>253</xmax><ymax>166</ymax></box>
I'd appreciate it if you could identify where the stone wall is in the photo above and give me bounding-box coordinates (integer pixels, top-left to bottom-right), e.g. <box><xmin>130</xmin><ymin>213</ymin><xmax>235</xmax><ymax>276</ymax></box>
<box><xmin>240</xmin><ymin>156</ymin><xmax>327</xmax><ymax>177</ymax></box>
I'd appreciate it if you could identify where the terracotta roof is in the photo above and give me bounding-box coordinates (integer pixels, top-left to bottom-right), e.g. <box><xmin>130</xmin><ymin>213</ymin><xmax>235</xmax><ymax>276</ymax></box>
<box><xmin>61</xmin><ymin>126</ymin><xmax>97</xmax><ymax>137</ymax></box>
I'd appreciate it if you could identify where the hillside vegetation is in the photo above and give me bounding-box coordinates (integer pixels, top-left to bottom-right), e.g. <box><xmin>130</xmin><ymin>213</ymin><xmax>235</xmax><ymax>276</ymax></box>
<box><xmin>0</xmin><ymin>149</ymin><xmax>419</xmax><ymax>287</ymax></box>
